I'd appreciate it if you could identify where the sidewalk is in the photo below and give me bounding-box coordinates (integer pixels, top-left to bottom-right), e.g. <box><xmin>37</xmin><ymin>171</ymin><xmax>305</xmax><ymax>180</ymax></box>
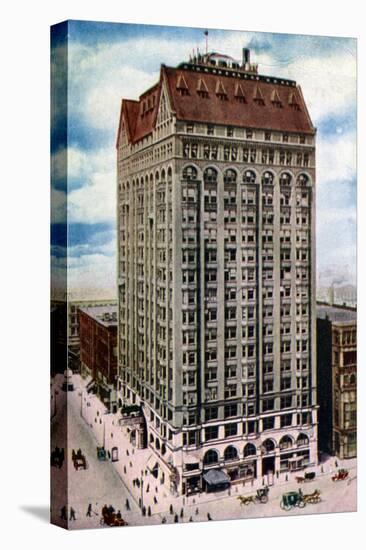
<box><xmin>74</xmin><ymin>374</ymin><xmax>357</xmax><ymax>521</ymax></box>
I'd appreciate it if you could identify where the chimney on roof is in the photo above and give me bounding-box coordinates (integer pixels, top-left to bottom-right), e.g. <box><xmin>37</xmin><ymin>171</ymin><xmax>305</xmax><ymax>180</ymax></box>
<box><xmin>242</xmin><ymin>48</ymin><xmax>250</xmax><ymax>66</ymax></box>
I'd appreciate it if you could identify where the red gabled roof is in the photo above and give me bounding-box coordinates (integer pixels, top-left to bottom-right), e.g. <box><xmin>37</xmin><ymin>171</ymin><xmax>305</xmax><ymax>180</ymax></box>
<box><xmin>163</xmin><ymin>66</ymin><xmax>315</xmax><ymax>134</ymax></box>
<box><xmin>117</xmin><ymin>64</ymin><xmax>315</xmax><ymax>146</ymax></box>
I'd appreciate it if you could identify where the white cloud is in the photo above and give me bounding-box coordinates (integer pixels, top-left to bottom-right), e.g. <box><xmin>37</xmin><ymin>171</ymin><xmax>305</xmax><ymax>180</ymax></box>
<box><xmin>68</xmin><ymin>169</ymin><xmax>116</xmax><ymax>224</ymax></box>
<box><xmin>317</xmin><ymin>130</ymin><xmax>356</xmax><ymax>186</ymax></box>
<box><xmin>60</xmin><ymin>29</ymin><xmax>356</xmax><ymax>289</ymax></box>
<box><xmin>51</xmin><ymin>188</ymin><xmax>66</xmax><ymax>224</ymax></box>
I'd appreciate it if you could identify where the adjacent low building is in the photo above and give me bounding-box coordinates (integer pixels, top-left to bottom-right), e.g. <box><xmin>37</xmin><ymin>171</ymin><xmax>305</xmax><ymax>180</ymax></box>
<box><xmin>317</xmin><ymin>303</ymin><xmax>357</xmax><ymax>459</ymax></box>
<box><xmin>79</xmin><ymin>305</ymin><xmax>118</xmax><ymax>411</ymax></box>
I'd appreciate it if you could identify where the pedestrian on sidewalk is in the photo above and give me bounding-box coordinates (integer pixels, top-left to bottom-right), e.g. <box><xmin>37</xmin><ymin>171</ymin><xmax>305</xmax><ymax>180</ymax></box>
<box><xmin>70</xmin><ymin>507</ymin><xmax>76</xmax><ymax>521</ymax></box>
<box><xmin>174</xmin><ymin>514</ymin><xmax>179</xmax><ymax>523</ymax></box>
<box><xmin>142</xmin><ymin>506</ymin><xmax>146</xmax><ymax>516</ymax></box>
<box><xmin>125</xmin><ymin>498</ymin><xmax>130</xmax><ymax>511</ymax></box>
<box><xmin>162</xmin><ymin>516</ymin><xmax>166</xmax><ymax>524</ymax></box>
<box><xmin>207</xmin><ymin>512</ymin><xmax>212</xmax><ymax>521</ymax></box>
<box><xmin>148</xmin><ymin>506</ymin><xmax>151</xmax><ymax>517</ymax></box>
<box><xmin>86</xmin><ymin>503</ymin><xmax>93</xmax><ymax>517</ymax></box>
<box><xmin>169</xmin><ymin>504</ymin><xmax>174</xmax><ymax>515</ymax></box>
<box><xmin>60</xmin><ymin>506</ymin><xmax>67</xmax><ymax>520</ymax></box>
<box><xmin>180</xmin><ymin>508</ymin><xmax>184</xmax><ymax>518</ymax></box>
<box><xmin>195</xmin><ymin>507</ymin><xmax>199</xmax><ymax>515</ymax></box>
<box><xmin>189</xmin><ymin>516</ymin><xmax>193</xmax><ymax>522</ymax></box>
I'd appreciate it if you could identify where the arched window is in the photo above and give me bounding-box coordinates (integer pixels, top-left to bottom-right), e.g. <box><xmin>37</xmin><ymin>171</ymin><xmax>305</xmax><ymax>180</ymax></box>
<box><xmin>244</xmin><ymin>443</ymin><xmax>256</xmax><ymax>457</ymax></box>
<box><xmin>279</xmin><ymin>435</ymin><xmax>293</xmax><ymax>450</ymax></box>
<box><xmin>262</xmin><ymin>171</ymin><xmax>274</xmax><ymax>185</ymax></box>
<box><xmin>224</xmin><ymin>169</ymin><xmax>237</xmax><ymax>184</ymax></box>
<box><xmin>297</xmin><ymin>433</ymin><xmax>309</xmax><ymax>446</ymax></box>
<box><xmin>204</xmin><ymin>167</ymin><xmax>218</xmax><ymax>183</ymax></box>
<box><xmin>262</xmin><ymin>439</ymin><xmax>275</xmax><ymax>453</ymax></box>
<box><xmin>243</xmin><ymin>170</ymin><xmax>256</xmax><ymax>184</ymax></box>
<box><xmin>279</xmin><ymin>172</ymin><xmax>292</xmax><ymax>186</ymax></box>
<box><xmin>203</xmin><ymin>449</ymin><xmax>219</xmax><ymax>465</ymax></box>
<box><xmin>161</xmin><ymin>169</ymin><xmax>166</xmax><ymax>182</ymax></box>
<box><xmin>182</xmin><ymin>165</ymin><xmax>197</xmax><ymax>181</ymax></box>
<box><xmin>224</xmin><ymin>445</ymin><xmax>238</xmax><ymax>461</ymax></box>
<box><xmin>297</xmin><ymin>173</ymin><xmax>309</xmax><ymax>186</ymax></box>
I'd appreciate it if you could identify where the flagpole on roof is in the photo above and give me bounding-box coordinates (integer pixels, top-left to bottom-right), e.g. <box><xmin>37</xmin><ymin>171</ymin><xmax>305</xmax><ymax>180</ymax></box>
<box><xmin>204</xmin><ymin>30</ymin><xmax>208</xmax><ymax>55</ymax></box>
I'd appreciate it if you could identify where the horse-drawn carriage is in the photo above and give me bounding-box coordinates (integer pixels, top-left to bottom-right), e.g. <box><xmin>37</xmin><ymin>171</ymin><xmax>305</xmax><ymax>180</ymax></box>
<box><xmin>238</xmin><ymin>486</ymin><xmax>269</xmax><ymax>506</ymax></box>
<box><xmin>280</xmin><ymin>490</ymin><xmax>306</xmax><ymax>511</ymax></box>
<box><xmin>72</xmin><ymin>449</ymin><xmax>87</xmax><ymax>470</ymax></box>
<box><xmin>295</xmin><ymin>471</ymin><xmax>316</xmax><ymax>484</ymax></box>
<box><xmin>332</xmin><ymin>468</ymin><xmax>349</xmax><ymax>482</ymax></box>
<box><xmin>100</xmin><ymin>506</ymin><xmax>128</xmax><ymax>527</ymax></box>
<box><xmin>280</xmin><ymin>488</ymin><xmax>321</xmax><ymax>511</ymax></box>
<box><xmin>97</xmin><ymin>446</ymin><xmax>107</xmax><ymax>461</ymax></box>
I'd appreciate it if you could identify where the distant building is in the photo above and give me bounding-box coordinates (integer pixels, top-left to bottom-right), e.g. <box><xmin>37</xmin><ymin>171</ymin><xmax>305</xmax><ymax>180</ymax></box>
<box><xmin>67</xmin><ymin>290</ymin><xmax>117</xmax><ymax>359</ymax></box>
<box><xmin>79</xmin><ymin>305</ymin><xmax>118</xmax><ymax>411</ymax></box>
<box><xmin>317</xmin><ymin>303</ymin><xmax>357</xmax><ymax>459</ymax></box>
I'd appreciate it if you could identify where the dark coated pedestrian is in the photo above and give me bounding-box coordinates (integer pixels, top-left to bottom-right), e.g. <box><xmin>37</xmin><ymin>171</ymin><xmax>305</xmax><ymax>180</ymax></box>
<box><xmin>86</xmin><ymin>503</ymin><xmax>92</xmax><ymax>517</ymax></box>
<box><xmin>195</xmin><ymin>507</ymin><xmax>199</xmax><ymax>515</ymax></box>
<box><xmin>189</xmin><ymin>516</ymin><xmax>193</xmax><ymax>522</ymax></box>
<box><xmin>70</xmin><ymin>507</ymin><xmax>76</xmax><ymax>521</ymax></box>
<box><xmin>148</xmin><ymin>506</ymin><xmax>151</xmax><ymax>517</ymax></box>
<box><xmin>60</xmin><ymin>506</ymin><xmax>67</xmax><ymax>520</ymax></box>
<box><xmin>180</xmin><ymin>508</ymin><xmax>184</xmax><ymax>518</ymax></box>
<box><xmin>174</xmin><ymin>514</ymin><xmax>179</xmax><ymax>523</ymax></box>
<box><xmin>162</xmin><ymin>516</ymin><xmax>167</xmax><ymax>524</ymax></box>
<box><xmin>125</xmin><ymin>498</ymin><xmax>130</xmax><ymax>511</ymax></box>
<box><xmin>207</xmin><ymin>512</ymin><xmax>212</xmax><ymax>521</ymax></box>
<box><xmin>169</xmin><ymin>504</ymin><xmax>174</xmax><ymax>515</ymax></box>
<box><xmin>142</xmin><ymin>506</ymin><xmax>146</xmax><ymax>516</ymax></box>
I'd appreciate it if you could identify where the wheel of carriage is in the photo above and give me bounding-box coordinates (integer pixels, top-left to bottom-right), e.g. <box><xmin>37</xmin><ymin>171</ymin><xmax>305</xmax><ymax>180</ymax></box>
<box><xmin>298</xmin><ymin>500</ymin><xmax>306</xmax><ymax>508</ymax></box>
<box><xmin>281</xmin><ymin>501</ymin><xmax>292</xmax><ymax>511</ymax></box>
<box><xmin>260</xmin><ymin>495</ymin><xmax>268</xmax><ymax>504</ymax></box>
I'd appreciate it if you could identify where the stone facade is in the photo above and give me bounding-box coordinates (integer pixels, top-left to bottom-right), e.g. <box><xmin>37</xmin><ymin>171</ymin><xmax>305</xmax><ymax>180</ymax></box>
<box><xmin>117</xmin><ymin>50</ymin><xmax>318</xmax><ymax>494</ymax></box>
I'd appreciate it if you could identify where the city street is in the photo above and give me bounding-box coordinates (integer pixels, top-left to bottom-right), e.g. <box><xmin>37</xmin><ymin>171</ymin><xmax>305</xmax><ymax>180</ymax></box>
<box><xmin>51</xmin><ymin>374</ymin><xmax>357</xmax><ymax>529</ymax></box>
<box><xmin>51</xmin><ymin>375</ymin><xmax>140</xmax><ymax>529</ymax></box>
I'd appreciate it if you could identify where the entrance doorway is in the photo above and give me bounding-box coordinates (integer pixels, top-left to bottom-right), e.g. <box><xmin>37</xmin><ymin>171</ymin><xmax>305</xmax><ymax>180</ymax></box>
<box><xmin>262</xmin><ymin>456</ymin><xmax>275</xmax><ymax>476</ymax></box>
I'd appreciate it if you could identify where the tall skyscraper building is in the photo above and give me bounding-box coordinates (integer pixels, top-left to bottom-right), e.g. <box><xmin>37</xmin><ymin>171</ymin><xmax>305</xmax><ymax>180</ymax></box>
<box><xmin>117</xmin><ymin>49</ymin><xmax>318</xmax><ymax>495</ymax></box>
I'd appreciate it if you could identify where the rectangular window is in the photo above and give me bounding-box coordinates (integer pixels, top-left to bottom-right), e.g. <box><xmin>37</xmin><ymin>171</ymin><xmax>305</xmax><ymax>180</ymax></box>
<box><xmin>225</xmin><ymin>423</ymin><xmax>238</xmax><ymax>437</ymax></box>
<box><xmin>262</xmin><ymin>416</ymin><xmax>275</xmax><ymax>430</ymax></box>
<box><xmin>205</xmin><ymin>426</ymin><xmax>219</xmax><ymax>441</ymax></box>
<box><xmin>224</xmin><ymin>404</ymin><xmax>238</xmax><ymax>418</ymax></box>
<box><xmin>205</xmin><ymin>407</ymin><xmax>218</xmax><ymax>421</ymax></box>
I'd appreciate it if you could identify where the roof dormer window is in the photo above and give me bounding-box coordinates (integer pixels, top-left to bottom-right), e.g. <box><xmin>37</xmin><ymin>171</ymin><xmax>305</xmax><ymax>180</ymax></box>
<box><xmin>253</xmin><ymin>85</ymin><xmax>265</xmax><ymax>105</ymax></box>
<box><xmin>197</xmin><ymin>77</ymin><xmax>209</xmax><ymax>98</ymax></box>
<box><xmin>215</xmin><ymin>80</ymin><xmax>228</xmax><ymax>100</ymax></box>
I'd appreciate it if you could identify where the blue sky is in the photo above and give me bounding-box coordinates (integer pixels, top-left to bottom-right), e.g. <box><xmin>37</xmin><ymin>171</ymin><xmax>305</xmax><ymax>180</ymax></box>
<box><xmin>51</xmin><ymin>20</ymin><xmax>357</xmax><ymax>291</ymax></box>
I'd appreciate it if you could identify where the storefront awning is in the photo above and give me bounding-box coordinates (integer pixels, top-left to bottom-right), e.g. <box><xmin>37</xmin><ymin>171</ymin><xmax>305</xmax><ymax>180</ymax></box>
<box><xmin>203</xmin><ymin>469</ymin><xmax>230</xmax><ymax>486</ymax></box>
